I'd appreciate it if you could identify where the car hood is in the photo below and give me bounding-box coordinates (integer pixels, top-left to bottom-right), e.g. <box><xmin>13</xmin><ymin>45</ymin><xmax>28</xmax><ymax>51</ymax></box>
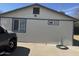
<box><xmin>7</xmin><ymin>31</ymin><xmax>14</xmax><ymax>33</ymax></box>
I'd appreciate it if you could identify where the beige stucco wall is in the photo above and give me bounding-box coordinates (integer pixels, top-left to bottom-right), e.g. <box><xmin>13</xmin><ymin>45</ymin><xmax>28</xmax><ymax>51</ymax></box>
<box><xmin>0</xmin><ymin>5</ymin><xmax>74</xmax><ymax>45</ymax></box>
<box><xmin>1</xmin><ymin>18</ymin><xmax>12</xmax><ymax>31</ymax></box>
<box><xmin>0</xmin><ymin>18</ymin><xmax>73</xmax><ymax>45</ymax></box>
<box><xmin>17</xmin><ymin>20</ymin><xmax>73</xmax><ymax>45</ymax></box>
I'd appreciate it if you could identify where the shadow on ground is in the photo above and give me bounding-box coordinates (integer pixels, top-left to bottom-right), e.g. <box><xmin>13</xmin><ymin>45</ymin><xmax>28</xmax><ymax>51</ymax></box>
<box><xmin>4</xmin><ymin>46</ymin><xmax>30</xmax><ymax>56</ymax></box>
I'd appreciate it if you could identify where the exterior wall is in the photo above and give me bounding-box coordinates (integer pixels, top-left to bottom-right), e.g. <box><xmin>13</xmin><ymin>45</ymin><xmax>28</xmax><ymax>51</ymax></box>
<box><xmin>0</xmin><ymin>18</ymin><xmax>73</xmax><ymax>45</ymax></box>
<box><xmin>0</xmin><ymin>18</ymin><xmax>12</xmax><ymax>31</ymax></box>
<box><xmin>17</xmin><ymin>20</ymin><xmax>73</xmax><ymax>45</ymax></box>
<box><xmin>1</xmin><ymin>5</ymin><xmax>74</xmax><ymax>20</ymax></box>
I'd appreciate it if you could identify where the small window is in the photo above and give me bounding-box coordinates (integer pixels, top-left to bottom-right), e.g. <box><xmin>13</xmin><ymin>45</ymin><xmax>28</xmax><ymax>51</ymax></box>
<box><xmin>48</xmin><ymin>20</ymin><xmax>59</xmax><ymax>25</ymax></box>
<box><xmin>33</xmin><ymin>7</ymin><xmax>40</xmax><ymax>14</ymax></box>
<box><xmin>12</xmin><ymin>18</ymin><xmax>26</xmax><ymax>33</ymax></box>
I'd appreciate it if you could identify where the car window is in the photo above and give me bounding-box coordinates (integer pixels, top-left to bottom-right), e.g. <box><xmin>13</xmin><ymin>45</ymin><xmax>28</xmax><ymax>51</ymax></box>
<box><xmin>0</xmin><ymin>26</ymin><xmax>5</xmax><ymax>33</ymax></box>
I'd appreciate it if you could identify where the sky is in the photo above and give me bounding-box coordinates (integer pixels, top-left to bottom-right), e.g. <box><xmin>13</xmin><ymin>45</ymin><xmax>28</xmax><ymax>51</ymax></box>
<box><xmin>0</xmin><ymin>3</ymin><xmax>79</xmax><ymax>13</ymax></box>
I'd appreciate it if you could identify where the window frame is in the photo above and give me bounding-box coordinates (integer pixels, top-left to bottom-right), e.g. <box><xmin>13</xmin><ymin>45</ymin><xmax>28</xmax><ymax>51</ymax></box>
<box><xmin>12</xmin><ymin>19</ymin><xmax>19</xmax><ymax>32</ymax></box>
<box><xmin>12</xmin><ymin>18</ymin><xmax>26</xmax><ymax>33</ymax></box>
<box><xmin>48</xmin><ymin>19</ymin><xmax>59</xmax><ymax>25</ymax></box>
<box><xmin>33</xmin><ymin>7</ymin><xmax>40</xmax><ymax>14</ymax></box>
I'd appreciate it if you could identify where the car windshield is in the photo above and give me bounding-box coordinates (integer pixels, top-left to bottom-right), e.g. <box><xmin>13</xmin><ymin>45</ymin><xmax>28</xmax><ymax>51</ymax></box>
<box><xmin>0</xmin><ymin>26</ymin><xmax>5</xmax><ymax>33</ymax></box>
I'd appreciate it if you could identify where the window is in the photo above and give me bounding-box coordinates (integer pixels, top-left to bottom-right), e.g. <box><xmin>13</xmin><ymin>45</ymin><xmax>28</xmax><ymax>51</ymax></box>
<box><xmin>12</xmin><ymin>18</ymin><xmax>26</xmax><ymax>33</ymax></box>
<box><xmin>13</xmin><ymin>20</ymin><xmax>19</xmax><ymax>31</ymax></box>
<box><xmin>0</xmin><ymin>26</ymin><xmax>5</xmax><ymax>33</ymax></box>
<box><xmin>48</xmin><ymin>20</ymin><xmax>59</xmax><ymax>25</ymax></box>
<box><xmin>33</xmin><ymin>7</ymin><xmax>40</xmax><ymax>14</ymax></box>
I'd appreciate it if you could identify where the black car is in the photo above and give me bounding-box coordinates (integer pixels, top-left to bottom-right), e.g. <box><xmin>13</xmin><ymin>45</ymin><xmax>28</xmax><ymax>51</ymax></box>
<box><xmin>0</xmin><ymin>26</ymin><xmax>17</xmax><ymax>53</ymax></box>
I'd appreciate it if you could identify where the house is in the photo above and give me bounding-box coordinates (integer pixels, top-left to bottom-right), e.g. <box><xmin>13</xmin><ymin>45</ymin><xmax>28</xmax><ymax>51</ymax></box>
<box><xmin>0</xmin><ymin>3</ymin><xmax>78</xmax><ymax>46</ymax></box>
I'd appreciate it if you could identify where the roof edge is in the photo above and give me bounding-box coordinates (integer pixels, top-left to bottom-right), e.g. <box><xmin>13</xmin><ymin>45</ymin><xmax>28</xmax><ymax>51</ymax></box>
<box><xmin>0</xmin><ymin>3</ymin><xmax>78</xmax><ymax>21</ymax></box>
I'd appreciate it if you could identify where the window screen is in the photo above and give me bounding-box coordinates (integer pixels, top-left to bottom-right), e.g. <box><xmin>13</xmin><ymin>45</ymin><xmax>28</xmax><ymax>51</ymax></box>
<box><xmin>33</xmin><ymin>7</ymin><xmax>40</xmax><ymax>14</ymax></box>
<box><xmin>13</xmin><ymin>20</ymin><xmax>19</xmax><ymax>31</ymax></box>
<box><xmin>12</xmin><ymin>18</ymin><xmax>26</xmax><ymax>33</ymax></box>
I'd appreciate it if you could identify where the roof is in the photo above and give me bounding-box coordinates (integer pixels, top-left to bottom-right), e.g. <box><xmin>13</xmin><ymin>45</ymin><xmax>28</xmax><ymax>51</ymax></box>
<box><xmin>0</xmin><ymin>3</ymin><xmax>78</xmax><ymax>21</ymax></box>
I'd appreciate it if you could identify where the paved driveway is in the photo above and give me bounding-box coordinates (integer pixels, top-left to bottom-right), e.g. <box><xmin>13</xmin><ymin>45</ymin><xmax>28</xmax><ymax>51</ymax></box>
<box><xmin>4</xmin><ymin>42</ymin><xmax>79</xmax><ymax>56</ymax></box>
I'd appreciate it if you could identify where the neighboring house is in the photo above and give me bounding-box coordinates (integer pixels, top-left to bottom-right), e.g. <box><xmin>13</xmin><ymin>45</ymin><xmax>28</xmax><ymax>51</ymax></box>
<box><xmin>0</xmin><ymin>3</ymin><xmax>78</xmax><ymax>46</ymax></box>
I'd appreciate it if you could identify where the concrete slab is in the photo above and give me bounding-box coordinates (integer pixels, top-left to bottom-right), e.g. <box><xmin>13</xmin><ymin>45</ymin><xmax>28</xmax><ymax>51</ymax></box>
<box><xmin>16</xmin><ymin>42</ymin><xmax>79</xmax><ymax>56</ymax></box>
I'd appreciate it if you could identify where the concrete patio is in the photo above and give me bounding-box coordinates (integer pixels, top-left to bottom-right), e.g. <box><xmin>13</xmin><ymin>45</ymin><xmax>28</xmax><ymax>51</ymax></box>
<box><xmin>2</xmin><ymin>35</ymin><xmax>79</xmax><ymax>56</ymax></box>
<box><xmin>5</xmin><ymin>42</ymin><xmax>79</xmax><ymax>56</ymax></box>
